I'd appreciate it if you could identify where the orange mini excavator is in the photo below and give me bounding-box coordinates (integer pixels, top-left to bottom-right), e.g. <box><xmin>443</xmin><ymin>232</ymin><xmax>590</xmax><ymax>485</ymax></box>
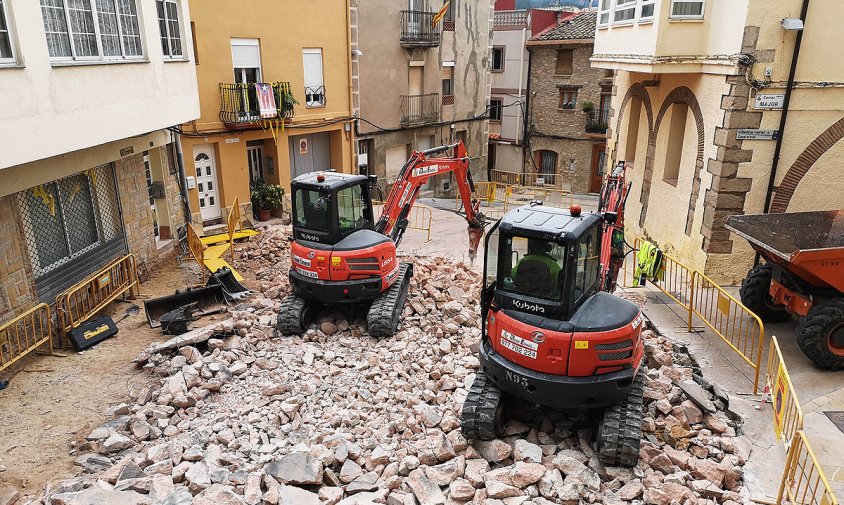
<box><xmin>277</xmin><ymin>141</ymin><xmax>486</xmax><ymax>337</ymax></box>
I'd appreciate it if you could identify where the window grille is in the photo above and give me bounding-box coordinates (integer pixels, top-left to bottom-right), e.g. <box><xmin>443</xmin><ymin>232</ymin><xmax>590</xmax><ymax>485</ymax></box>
<box><xmin>17</xmin><ymin>164</ymin><xmax>126</xmax><ymax>302</ymax></box>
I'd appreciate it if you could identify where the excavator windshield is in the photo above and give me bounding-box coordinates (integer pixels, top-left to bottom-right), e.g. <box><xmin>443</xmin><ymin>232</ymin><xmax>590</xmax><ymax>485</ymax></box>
<box><xmin>501</xmin><ymin>235</ymin><xmax>567</xmax><ymax>301</ymax></box>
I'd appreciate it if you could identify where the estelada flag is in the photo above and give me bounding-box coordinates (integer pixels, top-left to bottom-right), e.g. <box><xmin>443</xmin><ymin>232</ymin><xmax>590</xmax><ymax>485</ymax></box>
<box><xmin>255</xmin><ymin>83</ymin><xmax>278</xmax><ymax>119</ymax></box>
<box><xmin>431</xmin><ymin>1</ymin><xmax>450</xmax><ymax>28</ymax></box>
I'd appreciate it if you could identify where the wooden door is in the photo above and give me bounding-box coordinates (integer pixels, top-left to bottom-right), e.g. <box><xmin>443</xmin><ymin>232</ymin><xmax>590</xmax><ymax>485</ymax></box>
<box><xmin>590</xmin><ymin>143</ymin><xmax>607</xmax><ymax>193</ymax></box>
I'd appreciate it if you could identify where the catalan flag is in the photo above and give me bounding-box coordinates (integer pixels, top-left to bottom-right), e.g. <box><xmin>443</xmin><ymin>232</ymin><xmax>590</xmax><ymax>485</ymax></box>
<box><xmin>431</xmin><ymin>1</ymin><xmax>450</xmax><ymax>28</ymax></box>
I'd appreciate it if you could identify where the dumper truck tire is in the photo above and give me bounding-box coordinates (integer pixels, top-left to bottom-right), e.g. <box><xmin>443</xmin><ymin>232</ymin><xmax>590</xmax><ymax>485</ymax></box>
<box><xmin>740</xmin><ymin>264</ymin><xmax>791</xmax><ymax>323</ymax></box>
<box><xmin>796</xmin><ymin>298</ymin><xmax>844</xmax><ymax>370</ymax></box>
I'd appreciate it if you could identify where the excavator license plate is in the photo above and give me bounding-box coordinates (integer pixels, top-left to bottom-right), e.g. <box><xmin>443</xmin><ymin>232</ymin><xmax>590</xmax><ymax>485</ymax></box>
<box><xmin>500</xmin><ymin>334</ymin><xmax>537</xmax><ymax>359</ymax></box>
<box><xmin>295</xmin><ymin>267</ymin><xmax>318</xmax><ymax>279</ymax></box>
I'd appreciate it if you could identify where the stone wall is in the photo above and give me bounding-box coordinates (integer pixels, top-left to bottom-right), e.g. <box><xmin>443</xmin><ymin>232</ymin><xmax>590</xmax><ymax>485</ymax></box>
<box><xmin>526</xmin><ymin>42</ymin><xmax>607</xmax><ymax>193</ymax></box>
<box><xmin>115</xmin><ymin>153</ymin><xmax>160</xmax><ymax>280</ymax></box>
<box><xmin>0</xmin><ymin>195</ymin><xmax>36</xmax><ymax>323</ymax></box>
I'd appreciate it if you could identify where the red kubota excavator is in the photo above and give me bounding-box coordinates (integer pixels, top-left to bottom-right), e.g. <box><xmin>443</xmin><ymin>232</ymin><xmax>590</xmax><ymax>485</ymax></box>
<box><xmin>277</xmin><ymin>141</ymin><xmax>486</xmax><ymax>337</ymax></box>
<box><xmin>461</xmin><ymin>162</ymin><xmax>646</xmax><ymax>467</ymax></box>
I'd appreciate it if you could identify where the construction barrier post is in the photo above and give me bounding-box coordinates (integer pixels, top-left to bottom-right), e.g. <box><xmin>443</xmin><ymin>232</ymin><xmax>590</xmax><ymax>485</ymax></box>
<box><xmin>687</xmin><ymin>271</ymin><xmax>696</xmax><ymax>332</ymax></box>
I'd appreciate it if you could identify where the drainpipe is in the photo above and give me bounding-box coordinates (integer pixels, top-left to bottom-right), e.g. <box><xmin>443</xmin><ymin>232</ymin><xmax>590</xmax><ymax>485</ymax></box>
<box><xmin>756</xmin><ymin>0</ymin><xmax>809</xmax><ymax>265</ymax></box>
<box><xmin>521</xmin><ymin>46</ymin><xmax>533</xmax><ymax>182</ymax></box>
<box><xmin>345</xmin><ymin>0</ymin><xmax>356</xmax><ymax>172</ymax></box>
<box><xmin>516</xmin><ymin>27</ymin><xmax>527</xmax><ymax>146</ymax></box>
<box><xmin>172</xmin><ymin>130</ymin><xmax>192</xmax><ymax>224</ymax></box>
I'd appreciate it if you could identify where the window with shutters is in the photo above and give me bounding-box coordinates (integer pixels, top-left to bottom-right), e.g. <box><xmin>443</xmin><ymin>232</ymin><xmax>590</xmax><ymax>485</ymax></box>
<box><xmin>39</xmin><ymin>0</ymin><xmax>144</xmax><ymax>61</ymax></box>
<box><xmin>303</xmin><ymin>48</ymin><xmax>325</xmax><ymax>108</ymax></box>
<box><xmin>156</xmin><ymin>0</ymin><xmax>183</xmax><ymax>58</ymax></box>
<box><xmin>670</xmin><ymin>0</ymin><xmax>705</xmax><ymax>19</ymax></box>
<box><xmin>555</xmin><ymin>49</ymin><xmax>573</xmax><ymax>76</ymax></box>
<box><xmin>558</xmin><ymin>88</ymin><xmax>577</xmax><ymax>109</ymax></box>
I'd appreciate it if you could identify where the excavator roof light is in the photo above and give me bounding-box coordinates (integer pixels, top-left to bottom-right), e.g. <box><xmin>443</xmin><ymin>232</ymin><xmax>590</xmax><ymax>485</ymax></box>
<box><xmin>570</xmin><ymin>204</ymin><xmax>582</xmax><ymax>217</ymax></box>
<box><xmin>316</xmin><ymin>172</ymin><xmax>326</xmax><ymax>182</ymax></box>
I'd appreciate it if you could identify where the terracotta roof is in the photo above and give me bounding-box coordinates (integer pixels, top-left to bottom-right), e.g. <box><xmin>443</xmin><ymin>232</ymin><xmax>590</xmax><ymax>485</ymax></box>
<box><xmin>530</xmin><ymin>11</ymin><xmax>596</xmax><ymax>42</ymax></box>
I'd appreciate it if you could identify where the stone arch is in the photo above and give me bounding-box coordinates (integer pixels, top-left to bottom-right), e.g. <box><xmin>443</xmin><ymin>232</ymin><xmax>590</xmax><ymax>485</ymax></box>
<box><xmin>611</xmin><ymin>82</ymin><xmax>655</xmax><ymax>167</ymax></box>
<box><xmin>770</xmin><ymin>116</ymin><xmax>844</xmax><ymax>213</ymax></box>
<box><xmin>641</xmin><ymin>86</ymin><xmax>706</xmax><ymax>235</ymax></box>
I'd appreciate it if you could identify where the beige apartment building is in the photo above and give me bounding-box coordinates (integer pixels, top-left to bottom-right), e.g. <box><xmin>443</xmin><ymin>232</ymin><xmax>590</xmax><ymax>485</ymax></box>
<box><xmin>356</xmin><ymin>0</ymin><xmax>493</xmax><ymax>196</ymax></box>
<box><xmin>593</xmin><ymin>0</ymin><xmax>844</xmax><ymax>283</ymax></box>
<box><xmin>0</xmin><ymin>0</ymin><xmax>199</xmax><ymax>320</ymax></box>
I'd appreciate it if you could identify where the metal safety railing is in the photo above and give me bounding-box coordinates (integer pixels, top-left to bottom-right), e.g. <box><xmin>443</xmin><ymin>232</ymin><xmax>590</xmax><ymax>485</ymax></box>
<box><xmin>226</xmin><ymin>196</ymin><xmax>242</xmax><ymax>260</ymax></box>
<box><xmin>689</xmin><ymin>271</ymin><xmax>765</xmax><ymax>393</ymax></box>
<box><xmin>767</xmin><ymin>336</ymin><xmax>804</xmax><ymax>447</ymax></box>
<box><xmin>0</xmin><ymin>304</ymin><xmax>56</xmax><ymax>373</ymax></box>
<box><xmin>219</xmin><ymin>82</ymin><xmax>295</xmax><ymax>124</ymax></box>
<box><xmin>623</xmin><ymin>239</ymin><xmax>765</xmax><ymax>393</ymax></box>
<box><xmin>401</xmin><ymin>93</ymin><xmax>440</xmax><ymax>126</ymax></box>
<box><xmin>55</xmin><ymin>254</ymin><xmax>139</xmax><ymax>346</ymax></box>
<box><xmin>779</xmin><ymin>431</ymin><xmax>839</xmax><ymax>505</ymax></box>
<box><xmin>458</xmin><ymin>182</ymin><xmax>572</xmax><ymax>213</ymax></box>
<box><xmin>373</xmin><ymin>203</ymin><xmax>433</xmax><ymax>242</ymax></box>
<box><xmin>490</xmin><ymin>169</ymin><xmax>522</xmax><ymax>186</ymax></box>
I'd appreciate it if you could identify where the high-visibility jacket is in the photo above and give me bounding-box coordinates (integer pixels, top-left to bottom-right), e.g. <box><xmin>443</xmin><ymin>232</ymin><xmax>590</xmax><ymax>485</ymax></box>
<box><xmin>633</xmin><ymin>240</ymin><xmax>665</xmax><ymax>287</ymax></box>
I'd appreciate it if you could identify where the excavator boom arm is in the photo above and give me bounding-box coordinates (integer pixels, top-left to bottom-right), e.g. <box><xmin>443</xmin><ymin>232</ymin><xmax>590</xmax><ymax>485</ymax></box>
<box><xmin>374</xmin><ymin>141</ymin><xmax>486</xmax><ymax>259</ymax></box>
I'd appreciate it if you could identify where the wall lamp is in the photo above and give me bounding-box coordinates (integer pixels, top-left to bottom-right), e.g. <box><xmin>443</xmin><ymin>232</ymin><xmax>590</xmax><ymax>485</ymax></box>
<box><xmin>782</xmin><ymin>18</ymin><xmax>804</xmax><ymax>30</ymax></box>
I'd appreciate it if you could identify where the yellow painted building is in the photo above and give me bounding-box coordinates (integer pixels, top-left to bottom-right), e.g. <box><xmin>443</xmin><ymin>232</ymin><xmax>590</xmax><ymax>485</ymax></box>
<box><xmin>180</xmin><ymin>0</ymin><xmax>357</xmax><ymax>227</ymax></box>
<box><xmin>593</xmin><ymin>0</ymin><xmax>844</xmax><ymax>283</ymax></box>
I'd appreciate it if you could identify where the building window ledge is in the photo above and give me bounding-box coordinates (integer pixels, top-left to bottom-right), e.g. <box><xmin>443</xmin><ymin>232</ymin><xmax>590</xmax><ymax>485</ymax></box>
<box><xmin>558</xmin><ymin>108</ymin><xmax>576</xmax><ymax>112</ymax></box>
<box><xmin>0</xmin><ymin>62</ymin><xmax>24</xmax><ymax>69</ymax></box>
<box><xmin>663</xmin><ymin>177</ymin><xmax>678</xmax><ymax>187</ymax></box>
<box><xmin>163</xmin><ymin>57</ymin><xmax>192</xmax><ymax>63</ymax></box>
<box><xmin>668</xmin><ymin>18</ymin><xmax>705</xmax><ymax>23</ymax></box>
<box><xmin>612</xmin><ymin>20</ymin><xmax>635</xmax><ymax>27</ymax></box>
<box><xmin>638</xmin><ymin>19</ymin><xmax>654</xmax><ymax>25</ymax></box>
<box><xmin>51</xmin><ymin>58</ymin><xmax>150</xmax><ymax>68</ymax></box>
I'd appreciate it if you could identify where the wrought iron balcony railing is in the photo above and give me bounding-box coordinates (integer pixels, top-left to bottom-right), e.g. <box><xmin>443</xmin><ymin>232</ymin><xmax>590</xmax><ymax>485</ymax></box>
<box><xmin>219</xmin><ymin>82</ymin><xmax>296</xmax><ymax>125</ymax></box>
<box><xmin>401</xmin><ymin>10</ymin><xmax>441</xmax><ymax>47</ymax></box>
<box><xmin>586</xmin><ymin>108</ymin><xmax>610</xmax><ymax>134</ymax></box>
<box><xmin>401</xmin><ymin>93</ymin><xmax>440</xmax><ymax>126</ymax></box>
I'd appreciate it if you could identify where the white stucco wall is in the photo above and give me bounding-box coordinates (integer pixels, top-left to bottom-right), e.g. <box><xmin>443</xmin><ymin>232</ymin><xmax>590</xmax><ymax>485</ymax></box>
<box><xmin>0</xmin><ymin>0</ymin><xmax>200</xmax><ymax>170</ymax></box>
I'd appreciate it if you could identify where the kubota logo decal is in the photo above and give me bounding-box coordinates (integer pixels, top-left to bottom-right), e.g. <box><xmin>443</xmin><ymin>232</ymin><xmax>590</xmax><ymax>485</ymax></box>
<box><xmin>530</xmin><ymin>331</ymin><xmax>545</xmax><ymax>343</ymax></box>
<box><xmin>307</xmin><ymin>250</ymin><xmax>316</xmax><ymax>259</ymax></box>
<box><xmin>512</xmin><ymin>299</ymin><xmax>545</xmax><ymax>314</ymax></box>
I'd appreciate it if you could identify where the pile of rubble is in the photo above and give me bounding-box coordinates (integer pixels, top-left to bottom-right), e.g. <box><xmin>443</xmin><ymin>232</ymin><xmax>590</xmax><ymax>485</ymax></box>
<box><xmin>37</xmin><ymin>225</ymin><xmax>751</xmax><ymax>505</ymax></box>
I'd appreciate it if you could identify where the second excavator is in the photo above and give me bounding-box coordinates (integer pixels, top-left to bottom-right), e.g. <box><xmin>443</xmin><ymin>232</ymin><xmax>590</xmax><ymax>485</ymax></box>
<box><xmin>277</xmin><ymin>141</ymin><xmax>486</xmax><ymax>337</ymax></box>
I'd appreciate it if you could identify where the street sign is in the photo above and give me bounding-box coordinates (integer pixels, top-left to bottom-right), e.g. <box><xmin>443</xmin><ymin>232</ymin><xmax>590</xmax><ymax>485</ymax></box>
<box><xmin>737</xmin><ymin>129</ymin><xmax>779</xmax><ymax>140</ymax></box>
<box><xmin>754</xmin><ymin>94</ymin><xmax>785</xmax><ymax>110</ymax></box>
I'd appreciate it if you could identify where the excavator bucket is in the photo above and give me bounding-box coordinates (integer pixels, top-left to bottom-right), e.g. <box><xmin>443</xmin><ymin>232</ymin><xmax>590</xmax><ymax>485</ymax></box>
<box><xmin>468</xmin><ymin>226</ymin><xmax>485</xmax><ymax>262</ymax></box>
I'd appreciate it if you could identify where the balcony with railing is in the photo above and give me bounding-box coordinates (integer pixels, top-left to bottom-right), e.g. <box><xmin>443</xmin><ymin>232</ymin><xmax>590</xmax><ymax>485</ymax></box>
<box><xmin>219</xmin><ymin>82</ymin><xmax>296</xmax><ymax>125</ymax></box>
<box><xmin>401</xmin><ymin>93</ymin><xmax>440</xmax><ymax>126</ymax></box>
<box><xmin>494</xmin><ymin>10</ymin><xmax>529</xmax><ymax>28</ymax></box>
<box><xmin>585</xmin><ymin>108</ymin><xmax>610</xmax><ymax>135</ymax></box>
<box><xmin>400</xmin><ymin>11</ymin><xmax>441</xmax><ymax>48</ymax></box>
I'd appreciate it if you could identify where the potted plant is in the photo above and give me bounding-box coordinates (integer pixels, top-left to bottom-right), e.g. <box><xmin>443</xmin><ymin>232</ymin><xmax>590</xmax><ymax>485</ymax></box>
<box><xmin>581</xmin><ymin>101</ymin><xmax>595</xmax><ymax>114</ymax></box>
<box><xmin>250</xmin><ymin>181</ymin><xmax>285</xmax><ymax>221</ymax></box>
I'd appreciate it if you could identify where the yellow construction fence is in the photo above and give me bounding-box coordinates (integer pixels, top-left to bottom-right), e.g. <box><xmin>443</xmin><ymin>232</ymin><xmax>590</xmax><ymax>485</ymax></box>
<box><xmin>0</xmin><ymin>303</ymin><xmax>56</xmax><ymax>373</ymax></box>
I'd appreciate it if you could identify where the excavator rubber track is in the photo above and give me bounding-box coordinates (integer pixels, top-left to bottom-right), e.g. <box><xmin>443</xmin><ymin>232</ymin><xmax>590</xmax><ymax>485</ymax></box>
<box><xmin>276</xmin><ymin>294</ymin><xmax>314</xmax><ymax>336</ymax></box>
<box><xmin>460</xmin><ymin>370</ymin><xmax>505</xmax><ymax>440</ymax></box>
<box><xmin>367</xmin><ymin>263</ymin><xmax>413</xmax><ymax>338</ymax></box>
<box><xmin>595</xmin><ymin>371</ymin><xmax>644</xmax><ymax>467</ymax></box>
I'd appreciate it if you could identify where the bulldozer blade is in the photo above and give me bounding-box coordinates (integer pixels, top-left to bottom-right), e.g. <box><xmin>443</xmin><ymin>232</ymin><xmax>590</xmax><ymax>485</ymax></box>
<box><xmin>207</xmin><ymin>267</ymin><xmax>250</xmax><ymax>300</ymax></box>
<box><xmin>144</xmin><ymin>284</ymin><xmax>227</xmax><ymax>328</ymax></box>
<box><xmin>468</xmin><ymin>225</ymin><xmax>485</xmax><ymax>263</ymax></box>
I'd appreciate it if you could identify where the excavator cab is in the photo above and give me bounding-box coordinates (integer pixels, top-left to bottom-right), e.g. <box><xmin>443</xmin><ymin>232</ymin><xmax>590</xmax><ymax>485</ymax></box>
<box><xmin>290</xmin><ymin>172</ymin><xmax>376</xmax><ymax>245</ymax></box>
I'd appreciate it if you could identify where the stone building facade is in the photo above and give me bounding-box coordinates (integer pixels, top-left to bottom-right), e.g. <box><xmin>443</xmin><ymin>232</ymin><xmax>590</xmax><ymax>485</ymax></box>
<box><xmin>594</xmin><ymin>0</ymin><xmax>844</xmax><ymax>283</ymax></box>
<box><xmin>356</xmin><ymin>0</ymin><xmax>493</xmax><ymax>197</ymax></box>
<box><xmin>525</xmin><ymin>12</ymin><xmax>611</xmax><ymax>194</ymax></box>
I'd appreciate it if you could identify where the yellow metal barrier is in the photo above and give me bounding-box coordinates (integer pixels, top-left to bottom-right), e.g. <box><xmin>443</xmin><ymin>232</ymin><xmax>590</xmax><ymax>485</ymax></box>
<box><xmin>490</xmin><ymin>169</ymin><xmax>522</xmax><ymax>186</ymax></box>
<box><xmin>187</xmin><ymin>223</ymin><xmax>205</xmax><ymax>278</ymax></box>
<box><xmin>689</xmin><ymin>270</ymin><xmax>765</xmax><ymax>393</ymax></box>
<box><xmin>779</xmin><ymin>430</ymin><xmax>839</xmax><ymax>505</ymax></box>
<box><xmin>55</xmin><ymin>254</ymin><xmax>139</xmax><ymax>346</ymax></box>
<box><xmin>373</xmin><ymin>204</ymin><xmax>433</xmax><ymax>241</ymax></box>
<box><xmin>227</xmin><ymin>196</ymin><xmax>241</xmax><ymax>260</ymax></box>
<box><xmin>0</xmin><ymin>304</ymin><xmax>57</xmax><ymax>372</ymax></box>
<box><xmin>767</xmin><ymin>336</ymin><xmax>804</xmax><ymax>446</ymax></box>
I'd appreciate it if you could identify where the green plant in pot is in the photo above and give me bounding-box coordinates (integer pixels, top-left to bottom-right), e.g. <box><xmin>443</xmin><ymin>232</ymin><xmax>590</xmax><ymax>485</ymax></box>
<box><xmin>250</xmin><ymin>181</ymin><xmax>285</xmax><ymax>221</ymax></box>
<box><xmin>581</xmin><ymin>101</ymin><xmax>595</xmax><ymax>114</ymax></box>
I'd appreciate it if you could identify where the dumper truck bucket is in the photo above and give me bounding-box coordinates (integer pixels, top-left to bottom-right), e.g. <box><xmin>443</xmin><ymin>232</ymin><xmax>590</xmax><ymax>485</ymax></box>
<box><xmin>725</xmin><ymin>210</ymin><xmax>844</xmax><ymax>292</ymax></box>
